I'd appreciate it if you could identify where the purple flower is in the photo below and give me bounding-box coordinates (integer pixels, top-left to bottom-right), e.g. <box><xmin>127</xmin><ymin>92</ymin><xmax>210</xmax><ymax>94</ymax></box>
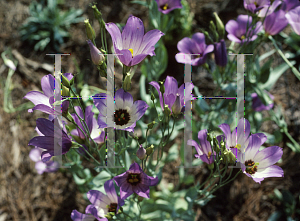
<box><xmin>187</xmin><ymin>129</ymin><xmax>216</xmax><ymax>164</ymax></box>
<box><xmin>281</xmin><ymin>0</ymin><xmax>300</xmax><ymax>12</ymax></box>
<box><xmin>71</xmin><ymin>105</ymin><xmax>105</xmax><ymax>144</ymax></box>
<box><xmin>286</xmin><ymin>6</ymin><xmax>300</xmax><ymax>35</ymax></box>
<box><xmin>28</xmin><ymin>118</ymin><xmax>72</xmax><ymax>162</ymax></box>
<box><xmin>24</xmin><ymin>73</ymin><xmax>73</xmax><ymax>115</ymax></box>
<box><xmin>258</xmin><ymin>0</ymin><xmax>282</xmax><ymax>17</ymax></box>
<box><xmin>149</xmin><ymin>76</ymin><xmax>194</xmax><ymax>115</ymax></box>
<box><xmin>214</xmin><ymin>39</ymin><xmax>228</xmax><ymax>67</ymax></box>
<box><xmin>71</xmin><ymin>179</ymin><xmax>124</xmax><ymax>221</ymax></box>
<box><xmin>244</xmin><ymin>0</ymin><xmax>270</xmax><ymax>13</ymax></box>
<box><xmin>93</xmin><ymin>89</ymin><xmax>148</xmax><ymax>132</ymax></box>
<box><xmin>241</xmin><ymin>134</ymin><xmax>284</xmax><ymax>184</ymax></box>
<box><xmin>105</xmin><ymin>15</ymin><xmax>164</xmax><ymax>67</ymax></box>
<box><xmin>263</xmin><ymin>10</ymin><xmax>288</xmax><ymax>35</ymax></box>
<box><xmin>87</xmin><ymin>40</ymin><xmax>104</xmax><ymax>65</ymax></box>
<box><xmin>155</xmin><ymin>0</ymin><xmax>182</xmax><ymax>14</ymax></box>
<box><xmin>251</xmin><ymin>92</ymin><xmax>274</xmax><ymax>111</ymax></box>
<box><xmin>218</xmin><ymin>118</ymin><xmax>267</xmax><ymax>162</ymax></box>
<box><xmin>29</xmin><ymin>148</ymin><xmax>59</xmax><ymax>174</ymax></box>
<box><xmin>175</xmin><ymin>33</ymin><xmax>214</xmax><ymax>66</ymax></box>
<box><xmin>225</xmin><ymin>15</ymin><xmax>263</xmax><ymax>43</ymax></box>
<box><xmin>114</xmin><ymin>162</ymin><xmax>159</xmax><ymax>200</ymax></box>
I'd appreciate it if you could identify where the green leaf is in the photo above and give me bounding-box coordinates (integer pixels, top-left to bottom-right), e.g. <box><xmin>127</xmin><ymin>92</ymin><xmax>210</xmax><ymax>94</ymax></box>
<box><xmin>124</xmin><ymin>150</ymin><xmax>131</xmax><ymax>170</ymax></box>
<box><xmin>131</xmin><ymin>0</ymin><xmax>148</xmax><ymax>6</ymax></box>
<box><xmin>92</xmin><ymin>170</ymin><xmax>111</xmax><ymax>186</ymax></box>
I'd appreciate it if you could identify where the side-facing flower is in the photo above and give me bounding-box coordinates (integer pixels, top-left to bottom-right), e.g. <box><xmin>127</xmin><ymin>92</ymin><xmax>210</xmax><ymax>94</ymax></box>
<box><xmin>225</xmin><ymin>15</ymin><xmax>262</xmax><ymax>43</ymax></box>
<box><xmin>114</xmin><ymin>162</ymin><xmax>159</xmax><ymax>200</ymax></box>
<box><xmin>71</xmin><ymin>179</ymin><xmax>124</xmax><ymax>221</ymax></box>
<box><xmin>87</xmin><ymin>40</ymin><xmax>105</xmax><ymax>65</ymax></box>
<box><xmin>286</xmin><ymin>6</ymin><xmax>300</xmax><ymax>35</ymax></box>
<box><xmin>214</xmin><ymin>39</ymin><xmax>228</xmax><ymax>67</ymax></box>
<box><xmin>93</xmin><ymin>89</ymin><xmax>148</xmax><ymax>132</ymax></box>
<box><xmin>175</xmin><ymin>33</ymin><xmax>214</xmax><ymax>66</ymax></box>
<box><xmin>217</xmin><ymin>118</ymin><xmax>267</xmax><ymax>162</ymax></box>
<box><xmin>149</xmin><ymin>76</ymin><xmax>194</xmax><ymax>115</ymax></box>
<box><xmin>71</xmin><ymin>105</ymin><xmax>105</xmax><ymax>144</ymax></box>
<box><xmin>24</xmin><ymin>73</ymin><xmax>73</xmax><ymax>115</ymax></box>
<box><xmin>187</xmin><ymin>129</ymin><xmax>216</xmax><ymax>164</ymax></box>
<box><xmin>155</xmin><ymin>0</ymin><xmax>182</xmax><ymax>14</ymax></box>
<box><xmin>244</xmin><ymin>0</ymin><xmax>270</xmax><ymax>13</ymax></box>
<box><xmin>28</xmin><ymin>118</ymin><xmax>72</xmax><ymax>162</ymax></box>
<box><xmin>251</xmin><ymin>92</ymin><xmax>274</xmax><ymax>111</ymax></box>
<box><xmin>263</xmin><ymin>10</ymin><xmax>288</xmax><ymax>35</ymax></box>
<box><xmin>105</xmin><ymin>15</ymin><xmax>164</xmax><ymax>67</ymax></box>
<box><xmin>241</xmin><ymin>134</ymin><xmax>284</xmax><ymax>184</ymax></box>
<box><xmin>29</xmin><ymin>148</ymin><xmax>59</xmax><ymax>174</ymax></box>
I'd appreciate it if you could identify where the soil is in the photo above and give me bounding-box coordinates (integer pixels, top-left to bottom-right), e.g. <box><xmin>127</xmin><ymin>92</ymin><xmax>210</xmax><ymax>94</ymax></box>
<box><xmin>0</xmin><ymin>0</ymin><xmax>299</xmax><ymax>221</ymax></box>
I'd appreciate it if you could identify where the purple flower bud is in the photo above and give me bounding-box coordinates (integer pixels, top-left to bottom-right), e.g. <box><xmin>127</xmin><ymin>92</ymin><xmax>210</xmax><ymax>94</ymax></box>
<box><xmin>285</xmin><ymin>6</ymin><xmax>300</xmax><ymax>35</ymax></box>
<box><xmin>172</xmin><ymin>94</ymin><xmax>182</xmax><ymax>115</ymax></box>
<box><xmin>251</xmin><ymin>92</ymin><xmax>274</xmax><ymax>111</ymax></box>
<box><xmin>87</xmin><ymin>40</ymin><xmax>104</xmax><ymax>65</ymax></box>
<box><xmin>136</xmin><ymin>145</ymin><xmax>146</xmax><ymax>160</ymax></box>
<box><xmin>214</xmin><ymin>39</ymin><xmax>228</xmax><ymax>67</ymax></box>
<box><xmin>263</xmin><ymin>10</ymin><xmax>288</xmax><ymax>35</ymax></box>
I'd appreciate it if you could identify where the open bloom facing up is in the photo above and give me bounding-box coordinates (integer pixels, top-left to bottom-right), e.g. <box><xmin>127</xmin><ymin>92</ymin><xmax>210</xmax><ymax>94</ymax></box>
<box><xmin>114</xmin><ymin>162</ymin><xmax>159</xmax><ymax>200</ymax></box>
<box><xmin>71</xmin><ymin>179</ymin><xmax>124</xmax><ymax>221</ymax></box>
<box><xmin>93</xmin><ymin>89</ymin><xmax>148</xmax><ymax>132</ymax></box>
<box><xmin>149</xmin><ymin>76</ymin><xmax>194</xmax><ymax>115</ymax></box>
<box><xmin>244</xmin><ymin>0</ymin><xmax>270</xmax><ymax>13</ymax></box>
<box><xmin>155</xmin><ymin>0</ymin><xmax>182</xmax><ymax>14</ymax></box>
<box><xmin>29</xmin><ymin>148</ymin><xmax>59</xmax><ymax>174</ymax></box>
<box><xmin>175</xmin><ymin>33</ymin><xmax>214</xmax><ymax>66</ymax></box>
<box><xmin>71</xmin><ymin>105</ymin><xmax>105</xmax><ymax>144</ymax></box>
<box><xmin>24</xmin><ymin>73</ymin><xmax>73</xmax><ymax>115</ymax></box>
<box><xmin>241</xmin><ymin>134</ymin><xmax>284</xmax><ymax>184</ymax></box>
<box><xmin>225</xmin><ymin>15</ymin><xmax>262</xmax><ymax>43</ymax></box>
<box><xmin>286</xmin><ymin>6</ymin><xmax>300</xmax><ymax>35</ymax></box>
<box><xmin>187</xmin><ymin>129</ymin><xmax>216</xmax><ymax>164</ymax></box>
<box><xmin>105</xmin><ymin>15</ymin><xmax>164</xmax><ymax>67</ymax></box>
<box><xmin>28</xmin><ymin>118</ymin><xmax>72</xmax><ymax>162</ymax></box>
<box><xmin>218</xmin><ymin>118</ymin><xmax>267</xmax><ymax>162</ymax></box>
<box><xmin>263</xmin><ymin>10</ymin><xmax>288</xmax><ymax>35</ymax></box>
<box><xmin>251</xmin><ymin>92</ymin><xmax>274</xmax><ymax>111</ymax></box>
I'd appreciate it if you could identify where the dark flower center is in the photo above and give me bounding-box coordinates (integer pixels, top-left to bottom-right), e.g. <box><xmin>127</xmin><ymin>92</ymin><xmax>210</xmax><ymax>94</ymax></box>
<box><xmin>127</xmin><ymin>173</ymin><xmax>141</xmax><ymax>186</ymax></box>
<box><xmin>195</xmin><ymin>53</ymin><xmax>202</xmax><ymax>58</ymax></box>
<box><xmin>161</xmin><ymin>3</ymin><xmax>168</xmax><ymax>10</ymax></box>
<box><xmin>245</xmin><ymin>159</ymin><xmax>258</xmax><ymax>175</ymax></box>
<box><xmin>108</xmin><ymin>203</ymin><xmax>118</xmax><ymax>213</ymax></box>
<box><xmin>114</xmin><ymin>109</ymin><xmax>130</xmax><ymax>126</ymax></box>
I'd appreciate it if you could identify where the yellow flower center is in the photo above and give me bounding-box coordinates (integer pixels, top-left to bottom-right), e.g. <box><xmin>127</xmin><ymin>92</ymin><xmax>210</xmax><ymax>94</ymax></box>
<box><xmin>207</xmin><ymin>151</ymin><xmax>212</xmax><ymax>159</ymax></box>
<box><xmin>235</xmin><ymin>144</ymin><xmax>241</xmax><ymax>150</ymax></box>
<box><xmin>163</xmin><ymin>4</ymin><xmax>168</xmax><ymax>10</ymax></box>
<box><xmin>254</xmin><ymin>2</ymin><xmax>258</xmax><ymax>6</ymax></box>
<box><xmin>129</xmin><ymin>48</ymin><xmax>134</xmax><ymax>57</ymax></box>
<box><xmin>245</xmin><ymin>160</ymin><xmax>259</xmax><ymax>175</ymax></box>
<box><xmin>241</xmin><ymin>35</ymin><xmax>246</xmax><ymax>40</ymax></box>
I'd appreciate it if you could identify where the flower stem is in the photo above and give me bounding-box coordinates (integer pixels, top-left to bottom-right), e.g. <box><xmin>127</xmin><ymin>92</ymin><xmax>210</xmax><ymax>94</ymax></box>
<box><xmin>269</xmin><ymin>35</ymin><xmax>300</xmax><ymax>81</ymax></box>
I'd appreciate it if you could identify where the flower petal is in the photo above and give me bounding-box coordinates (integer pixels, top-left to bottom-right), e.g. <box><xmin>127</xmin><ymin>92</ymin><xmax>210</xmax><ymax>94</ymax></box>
<box><xmin>138</xmin><ymin>29</ymin><xmax>164</xmax><ymax>56</ymax></box>
<box><xmin>41</xmin><ymin>74</ymin><xmax>55</xmax><ymax>97</ymax></box>
<box><xmin>29</xmin><ymin>148</ymin><xmax>42</xmax><ymax>162</ymax></box>
<box><xmin>133</xmin><ymin>183</ymin><xmax>150</xmax><ymax>198</ymax></box>
<box><xmin>24</xmin><ymin>91</ymin><xmax>51</xmax><ymax>106</ymax></box>
<box><xmin>105</xmin><ymin>22</ymin><xmax>123</xmax><ymax>49</ymax></box>
<box><xmin>104</xmin><ymin>179</ymin><xmax>118</xmax><ymax>203</ymax></box>
<box><xmin>254</xmin><ymin>146</ymin><xmax>283</xmax><ymax>169</ymax></box>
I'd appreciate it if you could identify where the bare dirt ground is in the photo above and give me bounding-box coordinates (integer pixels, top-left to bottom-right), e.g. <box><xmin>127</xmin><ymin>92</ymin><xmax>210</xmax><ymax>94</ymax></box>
<box><xmin>0</xmin><ymin>0</ymin><xmax>300</xmax><ymax>220</ymax></box>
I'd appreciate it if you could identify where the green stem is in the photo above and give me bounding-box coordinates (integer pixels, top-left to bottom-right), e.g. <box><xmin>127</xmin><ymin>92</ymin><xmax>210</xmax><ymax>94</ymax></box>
<box><xmin>269</xmin><ymin>35</ymin><xmax>300</xmax><ymax>81</ymax></box>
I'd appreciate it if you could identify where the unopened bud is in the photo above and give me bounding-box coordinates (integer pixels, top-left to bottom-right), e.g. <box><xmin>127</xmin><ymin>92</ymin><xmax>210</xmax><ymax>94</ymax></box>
<box><xmin>172</xmin><ymin>95</ymin><xmax>182</xmax><ymax>115</ymax></box>
<box><xmin>213</xmin><ymin>12</ymin><xmax>225</xmax><ymax>39</ymax></box>
<box><xmin>223</xmin><ymin>149</ymin><xmax>237</xmax><ymax>164</ymax></box>
<box><xmin>208</xmin><ymin>162</ymin><xmax>214</xmax><ymax>170</ymax></box>
<box><xmin>209</xmin><ymin>21</ymin><xmax>219</xmax><ymax>42</ymax></box>
<box><xmin>61</xmin><ymin>85</ymin><xmax>70</xmax><ymax>97</ymax></box>
<box><xmin>87</xmin><ymin>40</ymin><xmax>104</xmax><ymax>65</ymax></box>
<box><xmin>151</xmin><ymin>93</ymin><xmax>155</xmax><ymax>102</ymax></box>
<box><xmin>123</xmin><ymin>73</ymin><xmax>131</xmax><ymax>91</ymax></box>
<box><xmin>159</xmin><ymin>82</ymin><xmax>165</xmax><ymax>94</ymax></box>
<box><xmin>61</xmin><ymin>74</ymin><xmax>70</xmax><ymax>88</ymax></box>
<box><xmin>136</xmin><ymin>145</ymin><xmax>146</xmax><ymax>160</ymax></box>
<box><xmin>164</xmin><ymin>105</ymin><xmax>171</xmax><ymax>116</ymax></box>
<box><xmin>84</xmin><ymin>19</ymin><xmax>96</xmax><ymax>41</ymax></box>
<box><xmin>147</xmin><ymin>121</ymin><xmax>156</xmax><ymax>129</ymax></box>
<box><xmin>146</xmin><ymin>145</ymin><xmax>154</xmax><ymax>155</ymax></box>
<box><xmin>206</xmin><ymin>133</ymin><xmax>212</xmax><ymax>142</ymax></box>
<box><xmin>2</xmin><ymin>53</ymin><xmax>16</xmax><ymax>71</ymax></box>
